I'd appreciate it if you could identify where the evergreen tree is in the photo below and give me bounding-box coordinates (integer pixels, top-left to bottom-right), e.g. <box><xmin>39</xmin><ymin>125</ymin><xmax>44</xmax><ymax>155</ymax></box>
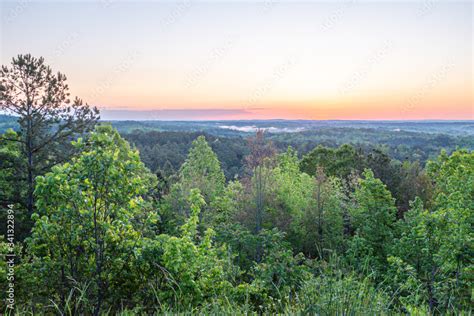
<box><xmin>0</xmin><ymin>54</ymin><xmax>99</xmax><ymax>220</ymax></box>
<box><xmin>161</xmin><ymin>135</ymin><xmax>226</xmax><ymax>233</ymax></box>
<box><xmin>179</xmin><ymin>135</ymin><xmax>225</xmax><ymax>204</ymax></box>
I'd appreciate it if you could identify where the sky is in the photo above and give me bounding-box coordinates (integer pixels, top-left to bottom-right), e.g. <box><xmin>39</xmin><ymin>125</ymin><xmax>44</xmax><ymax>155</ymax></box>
<box><xmin>1</xmin><ymin>0</ymin><xmax>472</xmax><ymax>120</ymax></box>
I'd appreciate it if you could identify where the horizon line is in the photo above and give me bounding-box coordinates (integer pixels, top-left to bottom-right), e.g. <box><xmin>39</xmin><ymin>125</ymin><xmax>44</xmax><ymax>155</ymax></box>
<box><xmin>100</xmin><ymin>118</ymin><xmax>474</xmax><ymax>122</ymax></box>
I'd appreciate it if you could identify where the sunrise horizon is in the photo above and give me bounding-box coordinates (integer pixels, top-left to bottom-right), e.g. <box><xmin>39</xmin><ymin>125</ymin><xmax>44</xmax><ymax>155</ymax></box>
<box><xmin>1</xmin><ymin>1</ymin><xmax>472</xmax><ymax>120</ymax></box>
<box><xmin>97</xmin><ymin>108</ymin><xmax>474</xmax><ymax>121</ymax></box>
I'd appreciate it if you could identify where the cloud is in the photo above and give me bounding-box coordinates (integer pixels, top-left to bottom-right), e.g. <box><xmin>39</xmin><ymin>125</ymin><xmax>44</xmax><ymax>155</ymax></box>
<box><xmin>100</xmin><ymin>109</ymin><xmax>251</xmax><ymax>120</ymax></box>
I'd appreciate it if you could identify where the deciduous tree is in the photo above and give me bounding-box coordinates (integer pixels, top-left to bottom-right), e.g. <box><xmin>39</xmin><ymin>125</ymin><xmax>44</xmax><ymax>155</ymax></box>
<box><xmin>347</xmin><ymin>169</ymin><xmax>397</xmax><ymax>275</ymax></box>
<box><xmin>28</xmin><ymin>125</ymin><xmax>156</xmax><ymax>315</ymax></box>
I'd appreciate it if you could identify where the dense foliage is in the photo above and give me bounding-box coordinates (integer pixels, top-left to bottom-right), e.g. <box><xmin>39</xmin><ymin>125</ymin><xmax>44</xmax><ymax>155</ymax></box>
<box><xmin>1</xmin><ymin>57</ymin><xmax>473</xmax><ymax>314</ymax></box>
<box><xmin>1</xmin><ymin>123</ymin><xmax>472</xmax><ymax>314</ymax></box>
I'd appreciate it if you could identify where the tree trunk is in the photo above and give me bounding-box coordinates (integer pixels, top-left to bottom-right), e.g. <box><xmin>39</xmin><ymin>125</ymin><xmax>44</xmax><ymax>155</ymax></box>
<box><xmin>428</xmin><ymin>266</ymin><xmax>437</xmax><ymax>312</ymax></box>
<box><xmin>255</xmin><ymin>166</ymin><xmax>264</xmax><ymax>263</ymax></box>
<box><xmin>27</xmin><ymin>147</ymin><xmax>34</xmax><ymax>215</ymax></box>
<box><xmin>26</xmin><ymin>103</ymin><xmax>34</xmax><ymax>216</ymax></box>
<box><xmin>317</xmin><ymin>180</ymin><xmax>323</xmax><ymax>254</ymax></box>
<box><xmin>93</xmin><ymin>198</ymin><xmax>103</xmax><ymax>316</ymax></box>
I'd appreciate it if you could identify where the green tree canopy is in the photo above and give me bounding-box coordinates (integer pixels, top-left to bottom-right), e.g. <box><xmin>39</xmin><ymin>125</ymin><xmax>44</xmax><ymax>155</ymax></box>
<box><xmin>300</xmin><ymin>144</ymin><xmax>364</xmax><ymax>179</ymax></box>
<box><xmin>179</xmin><ymin>135</ymin><xmax>226</xmax><ymax>203</ymax></box>
<box><xmin>347</xmin><ymin>169</ymin><xmax>397</xmax><ymax>275</ymax></box>
<box><xmin>28</xmin><ymin>125</ymin><xmax>156</xmax><ymax>314</ymax></box>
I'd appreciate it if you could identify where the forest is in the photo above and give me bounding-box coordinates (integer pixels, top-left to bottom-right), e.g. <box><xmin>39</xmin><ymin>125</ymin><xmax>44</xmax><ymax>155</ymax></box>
<box><xmin>1</xmin><ymin>56</ymin><xmax>473</xmax><ymax>315</ymax></box>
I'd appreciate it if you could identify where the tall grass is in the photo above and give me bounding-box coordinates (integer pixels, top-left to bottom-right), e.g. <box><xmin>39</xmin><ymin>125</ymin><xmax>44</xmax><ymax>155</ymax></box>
<box><xmin>6</xmin><ymin>275</ymin><xmax>393</xmax><ymax>315</ymax></box>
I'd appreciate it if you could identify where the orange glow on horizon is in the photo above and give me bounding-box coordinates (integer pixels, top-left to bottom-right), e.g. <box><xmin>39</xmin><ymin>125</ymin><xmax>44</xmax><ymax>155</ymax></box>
<box><xmin>94</xmin><ymin>88</ymin><xmax>473</xmax><ymax>120</ymax></box>
<box><xmin>11</xmin><ymin>1</ymin><xmax>468</xmax><ymax>121</ymax></box>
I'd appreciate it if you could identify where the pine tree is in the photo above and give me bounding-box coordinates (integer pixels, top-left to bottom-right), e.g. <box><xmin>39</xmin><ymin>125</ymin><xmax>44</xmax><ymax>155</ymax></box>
<box><xmin>0</xmin><ymin>54</ymin><xmax>99</xmax><ymax>219</ymax></box>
